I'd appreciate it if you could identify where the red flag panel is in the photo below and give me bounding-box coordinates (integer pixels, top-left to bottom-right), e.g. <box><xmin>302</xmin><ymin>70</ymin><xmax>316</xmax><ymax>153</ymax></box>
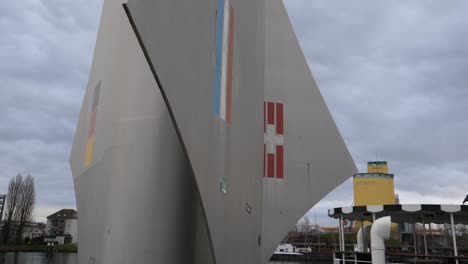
<box><xmin>276</xmin><ymin>145</ymin><xmax>283</xmax><ymax>179</ymax></box>
<box><xmin>267</xmin><ymin>153</ymin><xmax>275</xmax><ymax>178</ymax></box>
<box><xmin>276</xmin><ymin>103</ymin><xmax>283</xmax><ymax>135</ymax></box>
<box><xmin>267</xmin><ymin>102</ymin><xmax>274</xmax><ymax>125</ymax></box>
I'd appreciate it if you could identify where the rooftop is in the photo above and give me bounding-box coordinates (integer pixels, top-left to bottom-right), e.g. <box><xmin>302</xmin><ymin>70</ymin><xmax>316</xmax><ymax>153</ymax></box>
<box><xmin>367</xmin><ymin>161</ymin><xmax>387</xmax><ymax>166</ymax></box>
<box><xmin>47</xmin><ymin>209</ymin><xmax>77</xmax><ymax>220</ymax></box>
<box><xmin>353</xmin><ymin>173</ymin><xmax>394</xmax><ymax>179</ymax></box>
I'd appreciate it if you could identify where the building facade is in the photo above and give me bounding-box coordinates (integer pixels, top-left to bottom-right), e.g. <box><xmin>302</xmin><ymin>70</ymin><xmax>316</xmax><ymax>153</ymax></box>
<box><xmin>0</xmin><ymin>195</ymin><xmax>5</xmax><ymax>223</ymax></box>
<box><xmin>46</xmin><ymin>209</ymin><xmax>78</xmax><ymax>244</ymax></box>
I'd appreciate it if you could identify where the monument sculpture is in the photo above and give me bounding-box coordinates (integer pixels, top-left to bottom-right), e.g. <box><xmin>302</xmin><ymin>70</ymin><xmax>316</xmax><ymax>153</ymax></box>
<box><xmin>70</xmin><ymin>0</ymin><xmax>356</xmax><ymax>263</ymax></box>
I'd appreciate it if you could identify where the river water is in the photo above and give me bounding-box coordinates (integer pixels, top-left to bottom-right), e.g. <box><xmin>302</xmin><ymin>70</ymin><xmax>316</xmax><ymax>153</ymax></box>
<box><xmin>0</xmin><ymin>253</ymin><xmax>76</xmax><ymax>264</ymax></box>
<box><xmin>270</xmin><ymin>261</ymin><xmax>329</xmax><ymax>264</ymax></box>
<box><xmin>0</xmin><ymin>253</ymin><xmax>330</xmax><ymax>264</ymax></box>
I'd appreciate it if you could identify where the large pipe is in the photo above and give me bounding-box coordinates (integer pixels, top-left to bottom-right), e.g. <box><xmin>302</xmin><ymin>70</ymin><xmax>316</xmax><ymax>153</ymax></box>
<box><xmin>413</xmin><ymin>220</ymin><xmax>418</xmax><ymax>255</ymax></box>
<box><xmin>450</xmin><ymin>213</ymin><xmax>459</xmax><ymax>264</ymax></box>
<box><xmin>422</xmin><ymin>215</ymin><xmax>428</xmax><ymax>256</ymax></box>
<box><xmin>357</xmin><ymin>224</ymin><xmax>372</xmax><ymax>252</ymax></box>
<box><xmin>371</xmin><ymin>216</ymin><xmax>391</xmax><ymax>264</ymax></box>
<box><xmin>340</xmin><ymin>215</ymin><xmax>345</xmax><ymax>251</ymax></box>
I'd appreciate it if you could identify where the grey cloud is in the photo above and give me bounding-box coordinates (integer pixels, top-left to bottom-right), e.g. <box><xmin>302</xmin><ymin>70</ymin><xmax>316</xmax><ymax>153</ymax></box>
<box><xmin>0</xmin><ymin>0</ymin><xmax>467</xmax><ymax>225</ymax></box>
<box><xmin>284</xmin><ymin>0</ymin><xmax>468</xmax><ymax>224</ymax></box>
<box><xmin>0</xmin><ymin>0</ymin><xmax>103</xmax><ymax>217</ymax></box>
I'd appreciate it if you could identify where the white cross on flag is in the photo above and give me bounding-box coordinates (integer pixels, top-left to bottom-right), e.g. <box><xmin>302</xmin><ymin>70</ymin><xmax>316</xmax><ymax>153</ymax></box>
<box><xmin>264</xmin><ymin>101</ymin><xmax>284</xmax><ymax>179</ymax></box>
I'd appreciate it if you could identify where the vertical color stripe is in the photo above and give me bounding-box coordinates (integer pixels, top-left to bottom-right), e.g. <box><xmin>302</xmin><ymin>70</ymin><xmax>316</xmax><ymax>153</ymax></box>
<box><xmin>92</xmin><ymin>89</ymin><xmax>97</xmax><ymax>108</ymax></box>
<box><xmin>225</xmin><ymin>6</ymin><xmax>234</xmax><ymax>124</ymax></box>
<box><xmin>276</xmin><ymin>145</ymin><xmax>284</xmax><ymax>179</ymax></box>
<box><xmin>88</xmin><ymin>110</ymin><xmax>97</xmax><ymax>138</ymax></box>
<box><xmin>213</xmin><ymin>0</ymin><xmax>225</xmax><ymax>115</ymax></box>
<box><xmin>267</xmin><ymin>102</ymin><xmax>275</xmax><ymax>124</ymax></box>
<box><xmin>85</xmin><ymin>136</ymin><xmax>94</xmax><ymax>167</ymax></box>
<box><xmin>219</xmin><ymin>0</ymin><xmax>230</xmax><ymax>120</ymax></box>
<box><xmin>267</xmin><ymin>153</ymin><xmax>275</xmax><ymax>178</ymax></box>
<box><xmin>276</xmin><ymin>103</ymin><xmax>283</xmax><ymax>135</ymax></box>
<box><xmin>93</xmin><ymin>84</ymin><xmax>101</xmax><ymax>109</ymax></box>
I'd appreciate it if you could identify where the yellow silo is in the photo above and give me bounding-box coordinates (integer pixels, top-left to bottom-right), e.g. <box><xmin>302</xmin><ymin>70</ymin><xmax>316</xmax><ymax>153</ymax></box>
<box><xmin>367</xmin><ymin>161</ymin><xmax>389</xmax><ymax>174</ymax></box>
<box><xmin>353</xmin><ymin>161</ymin><xmax>397</xmax><ymax>230</ymax></box>
<box><xmin>353</xmin><ymin>161</ymin><xmax>395</xmax><ymax>206</ymax></box>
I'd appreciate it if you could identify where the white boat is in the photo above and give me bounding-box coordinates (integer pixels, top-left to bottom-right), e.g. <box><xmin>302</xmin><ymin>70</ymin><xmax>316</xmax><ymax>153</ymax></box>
<box><xmin>273</xmin><ymin>243</ymin><xmax>302</xmax><ymax>255</ymax></box>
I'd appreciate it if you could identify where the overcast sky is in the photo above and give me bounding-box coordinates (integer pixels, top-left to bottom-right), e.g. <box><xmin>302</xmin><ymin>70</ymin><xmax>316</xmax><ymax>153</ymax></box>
<box><xmin>1</xmin><ymin>1</ymin><xmax>467</xmax><ymax>225</ymax></box>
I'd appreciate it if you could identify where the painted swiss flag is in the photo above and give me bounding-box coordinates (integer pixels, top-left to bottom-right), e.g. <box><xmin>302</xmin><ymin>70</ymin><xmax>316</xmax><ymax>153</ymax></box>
<box><xmin>264</xmin><ymin>101</ymin><xmax>284</xmax><ymax>179</ymax></box>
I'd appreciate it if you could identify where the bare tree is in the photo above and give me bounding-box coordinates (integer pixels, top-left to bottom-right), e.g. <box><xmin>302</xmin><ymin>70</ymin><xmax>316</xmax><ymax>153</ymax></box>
<box><xmin>2</xmin><ymin>175</ymin><xmax>23</xmax><ymax>243</ymax></box>
<box><xmin>442</xmin><ymin>223</ymin><xmax>453</xmax><ymax>250</ymax></box>
<box><xmin>343</xmin><ymin>219</ymin><xmax>352</xmax><ymax>232</ymax></box>
<box><xmin>454</xmin><ymin>224</ymin><xmax>467</xmax><ymax>236</ymax></box>
<box><xmin>302</xmin><ymin>216</ymin><xmax>311</xmax><ymax>232</ymax></box>
<box><xmin>14</xmin><ymin>175</ymin><xmax>35</xmax><ymax>244</ymax></box>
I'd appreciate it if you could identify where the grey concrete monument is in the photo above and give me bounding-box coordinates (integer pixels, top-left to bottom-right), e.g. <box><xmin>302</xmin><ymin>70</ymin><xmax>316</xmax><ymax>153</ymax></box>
<box><xmin>70</xmin><ymin>0</ymin><xmax>356</xmax><ymax>263</ymax></box>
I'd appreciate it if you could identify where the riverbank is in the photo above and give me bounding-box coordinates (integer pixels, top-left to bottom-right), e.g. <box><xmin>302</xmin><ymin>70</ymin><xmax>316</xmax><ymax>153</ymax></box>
<box><xmin>0</xmin><ymin>245</ymin><xmax>77</xmax><ymax>253</ymax></box>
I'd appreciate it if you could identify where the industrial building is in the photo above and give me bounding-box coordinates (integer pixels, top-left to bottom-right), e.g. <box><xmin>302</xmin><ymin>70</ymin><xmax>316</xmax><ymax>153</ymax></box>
<box><xmin>353</xmin><ymin>161</ymin><xmax>396</xmax><ymax>206</ymax></box>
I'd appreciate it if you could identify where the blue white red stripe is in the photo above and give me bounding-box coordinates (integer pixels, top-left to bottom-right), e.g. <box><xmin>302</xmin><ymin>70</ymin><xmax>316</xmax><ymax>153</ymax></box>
<box><xmin>214</xmin><ymin>0</ymin><xmax>234</xmax><ymax>124</ymax></box>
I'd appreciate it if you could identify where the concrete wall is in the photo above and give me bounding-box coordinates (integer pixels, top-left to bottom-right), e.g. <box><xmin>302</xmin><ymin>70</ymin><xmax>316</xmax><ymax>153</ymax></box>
<box><xmin>126</xmin><ymin>0</ymin><xmax>265</xmax><ymax>263</ymax></box>
<box><xmin>70</xmin><ymin>0</ymin><xmax>213</xmax><ymax>263</ymax></box>
<box><xmin>71</xmin><ymin>0</ymin><xmax>356</xmax><ymax>263</ymax></box>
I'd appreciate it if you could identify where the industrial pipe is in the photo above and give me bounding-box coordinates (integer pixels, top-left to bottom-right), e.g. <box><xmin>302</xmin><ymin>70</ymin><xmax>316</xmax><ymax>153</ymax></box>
<box><xmin>357</xmin><ymin>224</ymin><xmax>372</xmax><ymax>252</ymax></box>
<box><xmin>371</xmin><ymin>216</ymin><xmax>391</xmax><ymax>264</ymax></box>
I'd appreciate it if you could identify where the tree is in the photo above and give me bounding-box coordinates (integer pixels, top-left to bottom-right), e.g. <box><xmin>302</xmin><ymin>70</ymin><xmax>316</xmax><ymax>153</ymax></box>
<box><xmin>2</xmin><ymin>175</ymin><xmax>23</xmax><ymax>243</ymax></box>
<box><xmin>455</xmin><ymin>224</ymin><xmax>467</xmax><ymax>236</ymax></box>
<box><xmin>343</xmin><ymin>219</ymin><xmax>352</xmax><ymax>232</ymax></box>
<box><xmin>14</xmin><ymin>175</ymin><xmax>35</xmax><ymax>244</ymax></box>
<box><xmin>1</xmin><ymin>174</ymin><xmax>36</xmax><ymax>244</ymax></box>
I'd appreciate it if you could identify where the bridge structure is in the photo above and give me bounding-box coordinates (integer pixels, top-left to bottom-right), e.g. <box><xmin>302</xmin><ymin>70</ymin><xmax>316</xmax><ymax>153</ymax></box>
<box><xmin>70</xmin><ymin>0</ymin><xmax>357</xmax><ymax>263</ymax></box>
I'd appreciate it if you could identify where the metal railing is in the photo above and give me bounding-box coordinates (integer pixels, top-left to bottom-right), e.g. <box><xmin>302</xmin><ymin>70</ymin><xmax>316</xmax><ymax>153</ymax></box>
<box><xmin>333</xmin><ymin>251</ymin><xmax>372</xmax><ymax>264</ymax></box>
<box><xmin>333</xmin><ymin>251</ymin><xmax>468</xmax><ymax>264</ymax></box>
